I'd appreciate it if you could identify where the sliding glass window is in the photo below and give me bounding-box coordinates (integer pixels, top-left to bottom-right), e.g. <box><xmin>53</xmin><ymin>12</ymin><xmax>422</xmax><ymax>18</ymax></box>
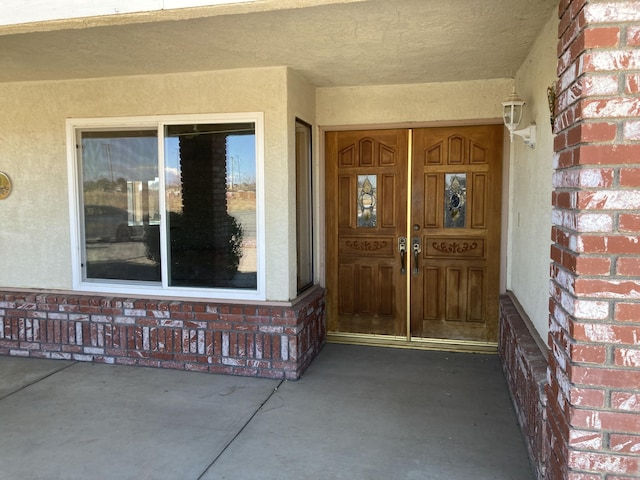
<box><xmin>72</xmin><ymin>114</ymin><xmax>262</xmax><ymax>299</ymax></box>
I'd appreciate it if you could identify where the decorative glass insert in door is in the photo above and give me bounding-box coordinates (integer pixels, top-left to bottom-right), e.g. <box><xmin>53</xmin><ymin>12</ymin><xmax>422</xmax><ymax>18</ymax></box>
<box><xmin>357</xmin><ymin>175</ymin><xmax>377</xmax><ymax>227</ymax></box>
<box><xmin>444</xmin><ymin>173</ymin><xmax>466</xmax><ymax>228</ymax></box>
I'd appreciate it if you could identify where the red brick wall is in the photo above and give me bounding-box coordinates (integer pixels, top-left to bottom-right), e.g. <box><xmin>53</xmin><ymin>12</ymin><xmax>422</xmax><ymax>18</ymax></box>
<box><xmin>0</xmin><ymin>287</ymin><xmax>326</xmax><ymax>380</ymax></box>
<box><xmin>549</xmin><ymin>0</ymin><xmax>640</xmax><ymax>477</ymax></box>
<box><xmin>499</xmin><ymin>294</ymin><xmax>549</xmax><ymax>479</ymax></box>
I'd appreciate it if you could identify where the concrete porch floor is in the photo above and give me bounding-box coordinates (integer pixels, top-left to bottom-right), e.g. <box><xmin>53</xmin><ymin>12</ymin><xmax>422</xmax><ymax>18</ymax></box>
<box><xmin>0</xmin><ymin>344</ymin><xmax>534</xmax><ymax>480</ymax></box>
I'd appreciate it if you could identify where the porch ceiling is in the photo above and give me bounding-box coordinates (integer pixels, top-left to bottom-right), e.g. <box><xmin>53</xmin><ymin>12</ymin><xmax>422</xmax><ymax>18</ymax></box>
<box><xmin>0</xmin><ymin>0</ymin><xmax>558</xmax><ymax>87</ymax></box>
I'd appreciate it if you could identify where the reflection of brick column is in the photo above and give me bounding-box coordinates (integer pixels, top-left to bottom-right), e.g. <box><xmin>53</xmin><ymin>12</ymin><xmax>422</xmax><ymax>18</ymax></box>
<box><xmin>548</xmin><ymin>2</ymin><xmax>640</xmax><ymax>479</ymax></box>
<box><xmin>179</xmin><ymin>133</ymin><xmax>228</xmax><ymax>250</ymax></box>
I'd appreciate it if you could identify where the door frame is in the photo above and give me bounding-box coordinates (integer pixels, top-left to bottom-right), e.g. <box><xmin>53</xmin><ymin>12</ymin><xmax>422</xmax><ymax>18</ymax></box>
<box><xmin>317</xmin><ymin>120</ymin><xmax>511</xmax><ymax>353</ymax></box>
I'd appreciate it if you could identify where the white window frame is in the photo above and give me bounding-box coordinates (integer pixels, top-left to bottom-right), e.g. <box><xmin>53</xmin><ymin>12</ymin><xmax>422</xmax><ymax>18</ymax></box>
<box><xmin>66</xmin><ymin>113</ymin><xmax>266</xmax><ymax>301</ymax></box>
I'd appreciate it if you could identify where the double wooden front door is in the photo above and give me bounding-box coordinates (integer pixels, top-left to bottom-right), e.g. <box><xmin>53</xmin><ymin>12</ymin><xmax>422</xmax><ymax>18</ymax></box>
<box><xmin>325</xmin><ymin>125</ymin><xmax>503</xmax><ymax>343</ymax></box>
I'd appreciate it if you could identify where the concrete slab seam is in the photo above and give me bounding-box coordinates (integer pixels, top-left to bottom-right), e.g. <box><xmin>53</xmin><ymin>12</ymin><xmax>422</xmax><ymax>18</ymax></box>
<box><xmin>196</xmin><ymin>379</ymin><xmax>285</xmax><ymax>480</ymax></box>
<box><xmin>0</xmin><ymin>361</ymin><xmax>78</xmax><ymax>402</ymax></box>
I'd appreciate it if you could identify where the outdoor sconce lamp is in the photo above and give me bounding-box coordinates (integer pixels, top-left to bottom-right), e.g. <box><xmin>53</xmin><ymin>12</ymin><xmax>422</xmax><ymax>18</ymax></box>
<box><xmin>502</xmin><ymin>88</ymin><xmax>536</xmax><ymax>148</ymax></box>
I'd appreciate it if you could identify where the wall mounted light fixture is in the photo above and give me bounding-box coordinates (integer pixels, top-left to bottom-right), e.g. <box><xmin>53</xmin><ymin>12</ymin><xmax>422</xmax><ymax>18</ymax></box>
<box><xmin>502</xmin><ymin>88</ymin><xmax>536</xmax><ymax>148</ymax></box>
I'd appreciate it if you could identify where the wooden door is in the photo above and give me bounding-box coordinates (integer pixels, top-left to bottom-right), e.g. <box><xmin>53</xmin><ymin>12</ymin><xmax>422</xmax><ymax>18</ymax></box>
<box><xmin>325</xmin><ymin>126</ymin><xmax>502</xmax><ymax>343</ymax></box>
<box><xmin>410</xmin><ymin>125</ymin><xmax>503</xmax><ymax>342</ymax></box>
<box><xmin>325</xmin><ymin>129</ymin><xmax>408</xmax><ymax>336</ymax></box>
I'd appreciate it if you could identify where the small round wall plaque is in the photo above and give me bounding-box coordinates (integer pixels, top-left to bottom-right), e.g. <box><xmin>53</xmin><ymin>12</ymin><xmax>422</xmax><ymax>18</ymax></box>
<box><xmin>0</xmin><ymin>172</ymin><xmax>12</xmax><ymax>200</ymax></box>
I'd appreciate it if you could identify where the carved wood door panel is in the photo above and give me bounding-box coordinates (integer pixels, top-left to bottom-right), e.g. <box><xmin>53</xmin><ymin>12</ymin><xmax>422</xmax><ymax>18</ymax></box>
<box><xmin>411</xmin><ymin>125</ymin><xmax>503</xmax><ymax>342</ymax></box>
<box><xmin>326</xmin><ymin>129</ymin><xmax>409</xmax><ymax>336</ymax></box>
<box><xmin>325</xmin><ymin>126</ymin><xmax>502</xmax><ymax>343</ymax></box>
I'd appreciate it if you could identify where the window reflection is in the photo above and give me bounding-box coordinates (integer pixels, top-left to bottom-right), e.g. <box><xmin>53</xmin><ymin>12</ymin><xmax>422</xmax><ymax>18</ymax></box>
<box><xmin>81</xmin><ymin>131</ymin><xmax>161</xmax><ymax>282</ymax></box>
<box><xmin>163</xmin><ymin>123</ymin><xmax>257</xmax><ymax>289</ymax></box>
<box><xmin>295</xmin><ymin>119</ymin><xmax>313</xmax><ymax>293</ymax></box>
<box><xmin>79</xmin><ymin>122</ymin><xmax>257</xmax><ymax>291</ymax></box>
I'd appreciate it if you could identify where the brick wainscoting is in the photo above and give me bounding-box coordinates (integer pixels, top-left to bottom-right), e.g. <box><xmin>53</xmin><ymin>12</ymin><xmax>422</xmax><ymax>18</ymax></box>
<box><xmin>499</xmin><ymin>293</ymin><xmax>549</xmax><ymax>480</ymax></box>
<box><xmin>0</xmin><ymin>286</ymin><xmax>326</xmax><ymax>380</ymax></box>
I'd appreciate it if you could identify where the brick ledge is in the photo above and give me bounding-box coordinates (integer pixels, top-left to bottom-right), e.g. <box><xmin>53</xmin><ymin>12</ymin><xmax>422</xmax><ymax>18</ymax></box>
<box><xmin>499</xmin><ymin>292</ymin><xmax>549</xmax><ymax>480</ymax></box>
<box><xmin>0</xmin><ymin>287</ymin><xmax>327</xmax><ymax>380</ymax></box>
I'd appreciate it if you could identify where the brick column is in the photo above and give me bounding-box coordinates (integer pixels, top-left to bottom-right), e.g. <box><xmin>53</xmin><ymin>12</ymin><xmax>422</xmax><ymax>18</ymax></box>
<box><xmin>549</xmin><ymin>1</ymin><xmax>640</xmax><ymax>478</ymax></box>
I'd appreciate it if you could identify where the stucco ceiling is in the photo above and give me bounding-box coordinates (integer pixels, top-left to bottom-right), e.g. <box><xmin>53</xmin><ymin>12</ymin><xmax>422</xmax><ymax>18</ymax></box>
<box><xmin>0</xmin><ymin>0</ymin><xmax>558</xmax><ymax>87</ymax></box>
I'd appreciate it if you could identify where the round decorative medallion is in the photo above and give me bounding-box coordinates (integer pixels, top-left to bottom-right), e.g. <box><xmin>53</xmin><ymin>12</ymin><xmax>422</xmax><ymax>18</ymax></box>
<box><xmin>0</xmin><ymin>172</ymin><xmax>11</xmax><ymax>200</ymax></box>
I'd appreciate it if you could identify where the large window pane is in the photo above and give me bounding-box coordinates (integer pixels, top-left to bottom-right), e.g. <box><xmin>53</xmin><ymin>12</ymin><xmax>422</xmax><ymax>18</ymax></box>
<box><xmin>80</xmin><ymin>130</ymin><xmax>161</xmax><ymax>282</ymax></box>
<box><xmin>74</xmin><ymin>116</ymin><xmax>262</xmax><ymax>297</ymax></box>
<box><xmin>164</xmin><ymin>123</ymin><xmax>256</xmax><ymax>289</ymax></box>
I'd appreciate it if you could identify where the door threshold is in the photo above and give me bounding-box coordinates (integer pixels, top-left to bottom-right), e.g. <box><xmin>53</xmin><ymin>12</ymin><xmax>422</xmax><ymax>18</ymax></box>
<box><xmin>327</xmin><ymin>332</ymin><xmax>497</xmax><ymax>354</ymax></box>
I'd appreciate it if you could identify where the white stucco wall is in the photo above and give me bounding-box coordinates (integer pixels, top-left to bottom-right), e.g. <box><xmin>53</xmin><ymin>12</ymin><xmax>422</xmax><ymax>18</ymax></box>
<box><xmin>316</xmin><ymin>79</ymin><xmax>512</xmax><ymax>127</ymax></box>
<box><xmin>507</xmin><ymin>11</ymin><xmax>559</xmax><ymax>338</ymax></box>
<box><xmin>0</xmin><ymin>66</ymin><xmax>294</xmax><ymax>301</ymax></box>
<box><xmin>286</xmin><ymin>69</ymin><xmax>317</xmax><ymax>297</ymax></box>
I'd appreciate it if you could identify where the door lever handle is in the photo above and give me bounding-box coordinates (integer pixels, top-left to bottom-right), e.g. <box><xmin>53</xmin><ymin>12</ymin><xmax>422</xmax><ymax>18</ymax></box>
<box><xmin>398</xmin><ymin>236</ymin><xmax>407</xmax><ymax>274</ymax></box>
<box><xmin>412</xmin><ymin>237</ymin><xmax>422</xmax><ymax>274</ymax></box>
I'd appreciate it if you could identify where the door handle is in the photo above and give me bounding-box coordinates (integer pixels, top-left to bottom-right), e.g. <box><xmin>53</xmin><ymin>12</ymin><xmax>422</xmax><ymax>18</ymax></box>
<box><xmin>398</xmin><ymin>236</ymin><xmax>407</xmax><ymax>274</ymax></box>
<box><xmin>412</xmin><ymin>237</ymin><xmax>422</xmax><ymax>274</ymax></box>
